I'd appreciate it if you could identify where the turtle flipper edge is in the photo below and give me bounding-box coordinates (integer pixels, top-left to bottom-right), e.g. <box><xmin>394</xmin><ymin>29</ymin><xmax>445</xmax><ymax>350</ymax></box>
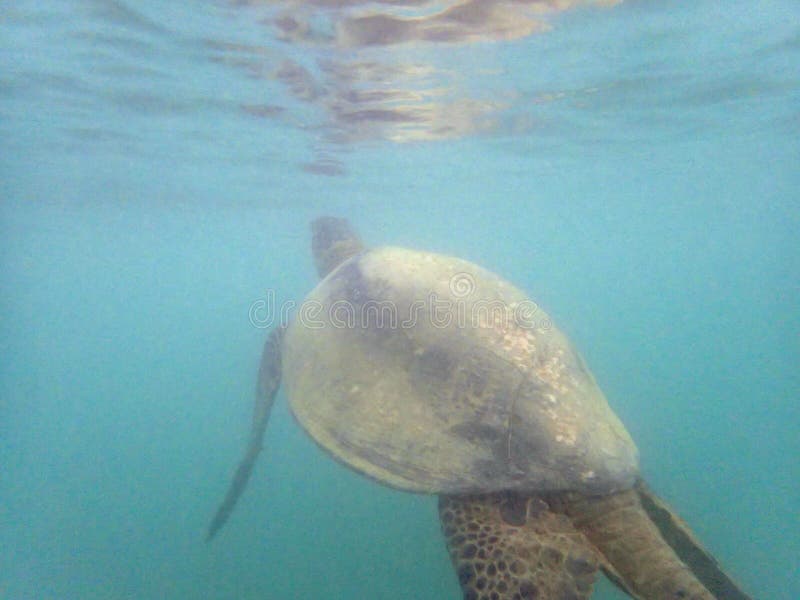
<box><xmin>558</xmin><ymin>485</ymin><xmax>722</xmax><ymax>600</ymax></box>
<box><xmin>635</xmin><ymin>480</ymin><xmax>752</xmax><ymax>600</ymax></box>
<box><xmin>206</xmin><ymin>325</ymin><xmax>285</xmax><ymax>542</ymax></box>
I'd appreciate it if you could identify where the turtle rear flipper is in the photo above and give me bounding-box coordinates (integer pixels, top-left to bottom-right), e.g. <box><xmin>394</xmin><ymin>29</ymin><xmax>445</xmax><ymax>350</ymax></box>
<box><xmin>206</xmin><ymin>325</ymin><xmax>285</xmax><ymax>541</ymax></box>
<box><xmin>554</xmin><ymin>487</ymin><xmax>749</xmax><ymax>600</ymax></box>
<box><xmin>439</xmin><ymin>493</ymin><xmax>599</xmax><ymax>600</ymax></box>
<box><xmin>635</xmin><ymin>481</ymin><xmax>752</xmax><ymax>600</ymax></box>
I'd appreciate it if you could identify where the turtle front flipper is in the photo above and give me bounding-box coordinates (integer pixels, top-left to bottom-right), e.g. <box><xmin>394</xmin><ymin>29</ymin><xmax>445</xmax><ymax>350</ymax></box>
<box><xmin>439</xmin><ymin>493</ymin><xmax>599</xmax><ymax>600</ymax></box>
<box><xmin>206</xmin><ymin>325</ymin><xmax>285</xmax><ymax>541</ymax></box>
<box><xmin>557</xmin><ymin>484</ymin><xmax>750</xmax><ymax>600</ymax></box>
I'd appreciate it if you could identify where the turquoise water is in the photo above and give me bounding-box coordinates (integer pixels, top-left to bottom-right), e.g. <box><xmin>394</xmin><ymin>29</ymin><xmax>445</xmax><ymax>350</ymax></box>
<box><xmin>2</xmin><ymin>1</ymin><xmax>798</xmax><ymax>599</ymax></box>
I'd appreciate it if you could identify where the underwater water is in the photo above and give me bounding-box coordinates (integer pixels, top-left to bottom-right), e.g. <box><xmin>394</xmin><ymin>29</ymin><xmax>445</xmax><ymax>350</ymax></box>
<box><xmin>1</xmin><ymin>1</ymin><xmax>799</xmax><ymax>599</ymax></box>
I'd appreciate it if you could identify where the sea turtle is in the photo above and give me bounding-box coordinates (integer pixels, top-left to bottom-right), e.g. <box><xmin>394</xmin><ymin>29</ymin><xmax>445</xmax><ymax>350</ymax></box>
<box><xmin>208</xmin><ymin>217</ymin><xmax>751</xmax><ymax>600</ymax></box>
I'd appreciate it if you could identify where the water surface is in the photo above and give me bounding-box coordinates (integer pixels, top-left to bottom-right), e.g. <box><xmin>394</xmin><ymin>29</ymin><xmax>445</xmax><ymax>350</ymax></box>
<box><xmin>1</xmin><ymin>1</ymin><xmax>798</xmax><ymax>598</ymax></box>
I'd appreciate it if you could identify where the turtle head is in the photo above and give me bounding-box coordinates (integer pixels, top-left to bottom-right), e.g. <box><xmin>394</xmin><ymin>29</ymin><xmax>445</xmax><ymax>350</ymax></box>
<box><xmin>312</xmin><ymin>216</ymin><xmax>364</xmax><ymax>278</ymax></box>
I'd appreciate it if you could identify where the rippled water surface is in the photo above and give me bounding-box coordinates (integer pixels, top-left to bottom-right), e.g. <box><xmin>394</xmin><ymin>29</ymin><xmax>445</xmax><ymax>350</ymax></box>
<box><xmin>2</xmin><ymin>1</ymin><xmax>799</xmax><ymax>598</ymax></box>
